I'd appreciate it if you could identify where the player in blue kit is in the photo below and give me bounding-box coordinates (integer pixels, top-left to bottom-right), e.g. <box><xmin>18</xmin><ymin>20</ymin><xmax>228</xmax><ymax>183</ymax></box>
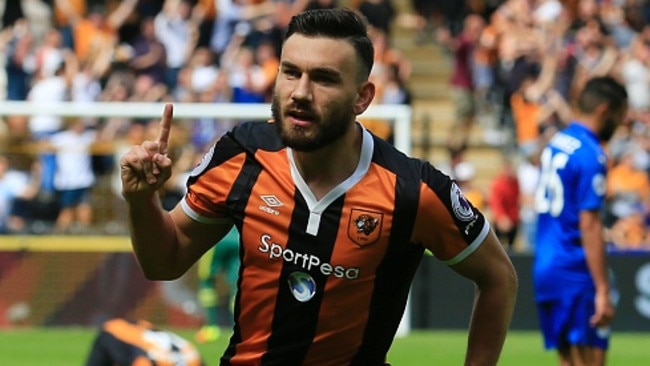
<box><xmin>533</xmin><ymin>76</ymin><xmax>627</xmax><ymax>366</ymax></box>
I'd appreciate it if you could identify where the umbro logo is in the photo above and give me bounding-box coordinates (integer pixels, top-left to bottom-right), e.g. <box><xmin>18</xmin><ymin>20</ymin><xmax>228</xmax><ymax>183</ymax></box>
<box><xmin>259</xmin><ymin>195</ymin><xmax>283</xmax><ymax>216</ymax></box>
<box><xmin>261</xmin><ymin>195</ymin><xmax>283</xmax><ymax>207</ymax></box>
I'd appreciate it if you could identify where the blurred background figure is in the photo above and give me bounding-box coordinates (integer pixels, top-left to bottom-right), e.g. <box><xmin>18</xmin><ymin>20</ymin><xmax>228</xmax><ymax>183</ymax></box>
<box><xmin>127</xmin><ymin>16</ymin><xmax>167</xmax><ymax>87</ymax></box>
<box><xmin>154</xmin><ymin>0</ymin><xmax>204</xmax><ymax>91</ymax></box>
<box><xmin>45</xmin><ymin>117</ymin><xmax>98</xmax><ymax>234</ymax></box>
<box><xmin>437</xmin><ymin>13</ymin><xmax>485</xmax><ymax>153</ymax></box>
<box><xmin>53</xmin><ymin>0</ymin><xmax>138</xmax><ymax>67</ymax></box>
<box><xmin>453</xmin><ymin>160</ymin><xmax>486</xmax><ymax>211</ymax></box>
<box><xmin>604</xmin><ymin>144</ymin><xmax>650</xmax><ymax>249</ymax></box>
<box><xmin>195</xmin><ymin>227</ymin><xmax>241</xmax><ymax>344</ymax></box>
<box><xmin>84</xmin><ymin>318</ymin><xmax>205</xmax><ymax>366</ymax></box>
<box><xmin>3</xmin><ymin>16</ymin><xmax>33</xmax><ymax>102</ymax></box>
<box><xmin>488</xmin><ymin>156</ymin><xmax>520</xmax><ymax>252</ymax></box>
<box><xmin>0</xmin><ymin>153</ymin><xmax>40</xmax><ymax>234</ymax></box>
<box><xmin>517</xmin><ymin>154</ymin><xmax>541</xmax><ymax>252</ymax></box>
<box><xmin>353</xmin><ymin>0</ymin><xmax>396</xmax><ymax>37</ymax></box>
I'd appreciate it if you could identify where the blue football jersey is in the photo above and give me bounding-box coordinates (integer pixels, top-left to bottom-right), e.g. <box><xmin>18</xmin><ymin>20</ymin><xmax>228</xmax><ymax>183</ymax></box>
<box><xmin>533</xmin><ymin>122</ymin><xmax>608</xmax><ymax>301</ymax></box>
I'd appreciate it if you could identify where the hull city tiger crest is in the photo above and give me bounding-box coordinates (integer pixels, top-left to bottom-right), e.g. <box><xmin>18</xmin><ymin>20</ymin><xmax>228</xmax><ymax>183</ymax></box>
<box><xmin>348</xmin><ymin>209</ymin><xmax>383</xmax><ymax>247</ymax></box>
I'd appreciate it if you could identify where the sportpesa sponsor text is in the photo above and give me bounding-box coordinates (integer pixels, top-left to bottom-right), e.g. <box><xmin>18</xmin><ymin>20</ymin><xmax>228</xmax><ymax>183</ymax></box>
<box><xmin>259</xmin><ymin>234</ymin><xmax>360</xmax><ymax>279</ymax></box>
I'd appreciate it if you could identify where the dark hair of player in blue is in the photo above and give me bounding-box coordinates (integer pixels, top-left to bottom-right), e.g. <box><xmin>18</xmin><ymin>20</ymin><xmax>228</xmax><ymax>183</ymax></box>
<box><xmin>284</xmin><ymin>8</ymin><xmax>374</xmax><ymax>80</ymax></box>
<box><xmin>577</xmin><ymin>76</ymin><xmax>628</xmax><ymax>114</ymax></box>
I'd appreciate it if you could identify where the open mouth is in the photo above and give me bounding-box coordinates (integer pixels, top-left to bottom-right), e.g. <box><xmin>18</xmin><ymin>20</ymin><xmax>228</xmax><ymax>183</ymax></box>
<box><xmin>287</xmin><ymin>110</ymin><xmax>316</xmax><ymax>126</ymax></box>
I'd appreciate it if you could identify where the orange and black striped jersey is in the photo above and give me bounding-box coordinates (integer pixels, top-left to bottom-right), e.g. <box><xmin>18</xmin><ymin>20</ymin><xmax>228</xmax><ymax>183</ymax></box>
<box><xmin>84</xmin><ymin>318</ymin><xmax>204</xmax><ymax>366</ymax></box>
<box><xmin>182</xmin><ymin>121</ymin><xmax>490</xmax><ymax>365</ymax></box>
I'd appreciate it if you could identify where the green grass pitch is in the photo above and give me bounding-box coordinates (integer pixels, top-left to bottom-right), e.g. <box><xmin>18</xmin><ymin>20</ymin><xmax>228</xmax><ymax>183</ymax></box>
<box><xmin>0</xmin><ymin>328</ymin><xmax>648</xmax><ymax>365</ymax></box>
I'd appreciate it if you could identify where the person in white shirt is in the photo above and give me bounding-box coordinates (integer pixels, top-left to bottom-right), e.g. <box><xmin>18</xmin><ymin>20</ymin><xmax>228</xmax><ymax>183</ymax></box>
<box><xmin>0</xmin><ymin>155</ymin><xmax>40</xmax><ymax>233</ymax></box>
<box><xmin>154</xmin><ymin>0</ymin><xmax>203</xmax><ymax>90</ymax></box>
<box><xmin>27</xmin><ymin>57</ymin><xmax>71</xmax><ymax>197</ymax></box>
<box><xmin>47</xmin><ymin>117</ymin><xmax>97</xmax><ymax>233</ymax></box>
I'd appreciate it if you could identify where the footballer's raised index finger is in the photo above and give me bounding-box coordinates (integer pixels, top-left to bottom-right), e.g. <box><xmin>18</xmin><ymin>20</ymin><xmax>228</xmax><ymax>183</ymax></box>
<box><xmin>157</xmin><ymin>103</ymin><xmax>173</xmax><ymax>155</ymax></box>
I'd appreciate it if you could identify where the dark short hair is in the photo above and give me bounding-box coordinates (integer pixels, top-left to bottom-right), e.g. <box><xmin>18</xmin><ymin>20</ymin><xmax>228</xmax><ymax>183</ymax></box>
<box><xmin>577</xmin><ymin>76</ymin><xmax>628</xmax><ymax>114</ymax></box>
<box><xmin>88</xmin><ymin>3</ymin><xmax>106</xmax><ymax>15</ymax></box>
<box><xmin>285</xmin><ymin>8</ymin><xmax>374</xmax><ymax>80</ymax></box>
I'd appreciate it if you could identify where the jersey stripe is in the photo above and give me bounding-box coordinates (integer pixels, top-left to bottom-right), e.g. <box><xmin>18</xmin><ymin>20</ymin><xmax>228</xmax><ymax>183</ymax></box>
<box><xmin>260</xmin><ymin>192</ymin><xmax>345</xmax><ymax>364</ymax></box>
<box><xmin>222</xmin><ymin>153</ymin><xmax>264</xmax><ymax>364</ymax></box>
<box><xmin>351</xmin><ymin>146</ymin><xmax>423</xmax><ymax>365</ymax></box>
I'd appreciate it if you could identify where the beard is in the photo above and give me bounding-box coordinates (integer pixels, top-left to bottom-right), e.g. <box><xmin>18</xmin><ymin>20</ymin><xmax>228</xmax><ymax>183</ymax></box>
<box><xmin>598</xmin><ymin>117</ymin><xmax>618</xmax><ymax>142</ymax></box>
<box><xmin>271</xmin><ymin>97</ymin><xmax>353</xmax><ymax>152</ymax></box>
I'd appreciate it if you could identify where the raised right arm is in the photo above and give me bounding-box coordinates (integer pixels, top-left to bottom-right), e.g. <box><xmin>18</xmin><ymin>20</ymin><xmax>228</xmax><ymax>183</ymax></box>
<box><xmin>120</xmin><ymin>104</ymin><xmax>229</xmax><ymax>279</ymax></box>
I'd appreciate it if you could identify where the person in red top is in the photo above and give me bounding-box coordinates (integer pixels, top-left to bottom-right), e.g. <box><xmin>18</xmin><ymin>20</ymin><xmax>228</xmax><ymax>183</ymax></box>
<box><xmin>489</xmin><ymin>156</ymin><xmax>521</xmax><ymax>251</ymax></box>
<box><xmin>120</xmin><ymin>8</ymin><xmax>518</xmax><ymax>365</ymax></box>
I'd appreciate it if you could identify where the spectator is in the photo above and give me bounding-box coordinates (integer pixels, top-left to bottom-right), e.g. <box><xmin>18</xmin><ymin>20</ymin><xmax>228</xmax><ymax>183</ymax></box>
<box><xmin>440</xmin><ymin>0</ymin><xmax>470</xmax><ymax>37</ymax></box>
<box><xmin>129</xmin><ymin>74</ymin><xmax>168</xmax><ymax>103</ymax></box>
<box><xmin>607</xmin><ymin>203</ymin><xmax>650</xmax><ymax>250</ymax></box>
<box><xmin>1</xmin><ymin>0</ymin><xmax>26</xmax><ymax>31</ymax></box>
<box><xmin>154</xmin><ymin>0</ymin><xmax>203</xmax><ymax>91</ymax></box>
<box><xmin>487</xmin><ymin>0</ymin><xmax>553</xmax><ymax>145</ymax></box>
<box><xmin>605</xmin><ymin>145</ymin><xmax>650</xmax><ymax>227</ymax></box>
<box><xmin>51</xmin><ymin>0</ymin><xmax>85</xmax><ymax>49</ymax></box>
<box><xmin>488</xmin><ymin>156</ymin><xmax>520</xmax><ymax>251</ymax></box>
<box><xmin>45</xmin><ymin>117</ymin><xmax>99</xmax><ymax>233</ymax></box>
<box><xmin>361</xmin><ymin>28</ymin><xmax>412</xmax><ymax>142</ymax></box>
<box><xmin>33</xmin><ymin>28</ymin><xmax>66</xmax><ymax>82</ymax></box>
<box><xmin>568</xmin><ymin>18</ymin><xmax>619</xmax><ymax>101</ymax></box>
<box><xmin>567</xmin><ymin>0</ymin><xmax>610</xmax><ymax>42</ymax></box>
<box><xmin>437</xmin><ymin>13</ymin><xmax>485</xmax><ymax>152</ymax></box>
<box><xmin>0</xmin><ymin>154</ymin><xmax>40</xmax><ymax>234</ymax></box>
<box><xmin>66</xmin><ymin>49</ymin><xmax>104</xmax><ymax>104</ymax></box>
<box><xmin>194</xmin><ymin>0</ymin><xmax>217</xmax><ymax>49</ymax></box>
<box><xmin>353</xmin><ymin>0</ymin><xmax>396</xmax><ymax>36</ymax></box>
<box><xmin>26</xmin><ymin>52</ymin><xmax>75</xmax><ymax>198</ymax></box>
<box><xmin>187</xmin><ymin>47</ymin><xmax>220</xmax><ymax>99</ymax></box>
<box><xmin>369</xmin><ymin>28</ymin><xmax>411</xmax><ymax>101</ymax></box>
<box><xmin>128</xmin><ymin>16</ymin><xmax>167</xmax><ymax>86</ymax></box>
<box><xmin>517</xmin><ymin>154</ymin><xmax>541</xmax><ymax>252</ymax></box>
<box><xmin>3</xmin><ymin>19</ymin><xmax>35</xmax><ymax>101</ymax></box>
<box><xmin>190</xmin><ymin>72</ymin><xmax>236</xmax><ymax>149</ymax></box>
<box><xmin>408</xmin><ymin>0</ymin><xmax>439</xmax><ymax>44</ymax></box>
<box><xmin>453</xmin><ymin>160</ymin><xmax>486</xmax><ymax>211</ymax></box>
<box><xmin>600</xmin><ymin>0</ymin><xmax>640</xmax><ymax>49</ymax></box>
<box><xmin>616</xmin><ymin>30</ymin><xmax>650</xmax><ymax>121</ymax></box>
<box><xmin>209</xmin><ymin>0</ymin><xmax>247</xmax><ymax>57</ymax></box>
<box><xmin>509</xmin><ymin>37</ymin><xmax>571</xmax><ymax>159</ymax></box>
<box><xmin>472</xmin><ymin>10</ymin><xmax>502</xmax><ymax>118</ymax></box>
<box><xmin>378</xmin><ymin>62</ymin><xmax>411</xmax><ymax>105</ymax></box>
<box><xmin>224</xmin><ymin>44</ymin><xmax>269</xmax><ymax>104</ymax></box>
<box><xmin>254</xmin><ymin>38</ymin><xmax>280</xmax><ymax>101</ymax></box>
<box><xmin>53</xmin><ymin>0</ymin><xmax>138</xmax><ymax>66</ymax></box>
<box><xmin>1</xmin><ymin>115</ymin><xmax>55</xmax><ymax>233</ymax></box>
<box><xmin>533</xmin><ymin>0</ymin><xmax>564</xmax><ymax>27</ymax></box>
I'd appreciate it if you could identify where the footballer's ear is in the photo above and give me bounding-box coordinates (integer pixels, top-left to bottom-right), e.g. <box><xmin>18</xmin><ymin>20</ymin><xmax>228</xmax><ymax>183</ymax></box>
<box><xmin>353</xmin><ymin>81</ymin><xmax>375</xmax><ymax>116</ymax></box>
<box><xmin>594</xmin><ymin>102</ymin><xmax>609</xmax><ymax>117</ymax></box>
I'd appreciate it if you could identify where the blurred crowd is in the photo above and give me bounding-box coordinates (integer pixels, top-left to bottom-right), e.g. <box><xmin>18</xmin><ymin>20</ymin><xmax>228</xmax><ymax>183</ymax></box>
<box><xmin>0</xmin><ymin>0</ymin><xmax>649</xmax><ymax>252</ymax></box>
<box><xmin>0</xmin><ymin>0</ymin><xmax>411</xmax><ymax>235</ymax></box>
<box><xmin>429</xmin><ymin>0</ymin><xmax>650</xmax><ymax>252</ymax></box>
